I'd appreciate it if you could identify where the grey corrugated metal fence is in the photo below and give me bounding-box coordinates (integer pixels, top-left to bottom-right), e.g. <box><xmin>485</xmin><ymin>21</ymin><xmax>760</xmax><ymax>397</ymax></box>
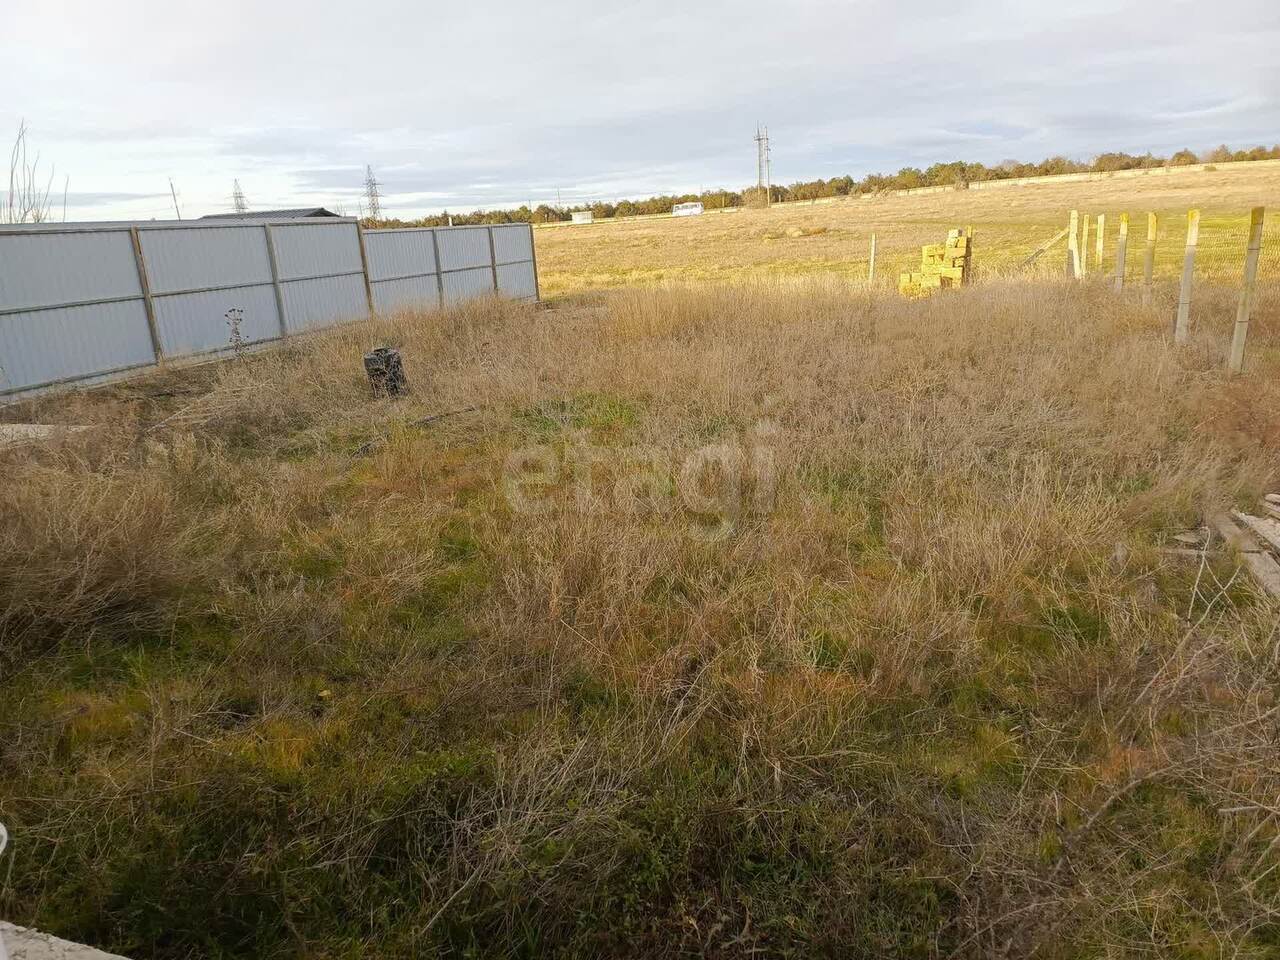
<box><xmin>0</xmin><ymin>218</ymin><xmax>538</xmax><ymax>398</ymax></box>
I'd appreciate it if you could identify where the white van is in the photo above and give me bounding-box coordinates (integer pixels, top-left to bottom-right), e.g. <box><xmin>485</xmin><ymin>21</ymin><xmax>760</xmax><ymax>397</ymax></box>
<box><xmin>672</xmin><ymin>202</ymin><xmax>704</xmax><ymax>217</ymax></box>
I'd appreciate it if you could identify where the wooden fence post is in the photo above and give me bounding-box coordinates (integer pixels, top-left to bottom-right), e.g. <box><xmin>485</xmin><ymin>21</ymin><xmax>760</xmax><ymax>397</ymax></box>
<box><xmin>1113</xmin><ymin>213</ymin><xmax>1129</xmax><ymax>291</ymax></box>
<box><xmin>355</xmin><ymin>223</ymin><xmax>376</xmax><ymax>316</ymax></box>
<box><xmin>1067</xmin><ymin>210</ymin><xmax>1081</xmax><ymax>278</ymax></box>
<box><xmin>1080</xmin><ymin>214</ymin><xmax>1091</xmax><ymax>276</ymax></box>
<box><xmin>486</xmin><ymin>225</ymin><xmax>500</xmax><ymax>292</ymax></box>
<box><xmin>429</xmin><ymin>229</ymin><xmax>446</xmax><ymax>307</ymax></box>
<box><xmin>963</xmin><ymin>225</ymin><xmax>975</xmax><ymax>285</ymax></box>
<box><xmin>1227</xmin><ymin>206</ymin><xmax>1265</xmax><ymax>376</ymax></box>
<box><xmin>868</xmin><ymin>232</ymin><xmax>877</xmax><ymax>284</ymax></box>
<box><xmin>1174</xmin><ymin>209</ymin><xmax>1200</xmax><ymax>343</ymax></box>
<box><xmin>263</xmin><ymin>223</ymin><xmax>290</xmax><ymax>338</ymax></box>
<box><xmin>128</xmin><ymin>226</ymin><xmax>164</xmax><ymax>362</ymax></box>
<box><xmin>1095</xmin><ymin>213</ymin><xmax>1106</xmax><ymax>271</ymax></box>
<box><xmin>1142</xmin><ymin>212</ymin><xmax>1157</xmax><ymax>305</ymax></box>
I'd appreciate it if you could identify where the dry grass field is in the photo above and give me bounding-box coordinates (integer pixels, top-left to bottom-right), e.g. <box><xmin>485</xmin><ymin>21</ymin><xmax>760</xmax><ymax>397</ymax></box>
<box><xmin>535</xmin><ymin>162</ymin><xmax>1280</xmax><ymax>297</ymax></box>
<box><xmin>2</xmin><ymin>267</ymin><xmax>1279</xmax><ymax>956</ymax></box>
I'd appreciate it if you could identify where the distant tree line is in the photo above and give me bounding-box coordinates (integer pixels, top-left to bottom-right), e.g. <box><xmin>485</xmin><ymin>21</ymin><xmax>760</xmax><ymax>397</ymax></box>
<box><xmin>365</xmin><ymin>143</ymin><xmax>1280</xmax><ymax>228</ymax></box>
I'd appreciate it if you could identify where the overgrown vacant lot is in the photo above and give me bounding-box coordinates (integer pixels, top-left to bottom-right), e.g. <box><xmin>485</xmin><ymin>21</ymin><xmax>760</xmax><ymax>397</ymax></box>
<box><xmin>2</xmin><ymin>279</ymin><xmax>1280</xmax><ymax>958</ymax></box>
<box><xmin>535</xmin><ymin>162</ymin><xmax>1280</xmax><ymax>296</ymax></box>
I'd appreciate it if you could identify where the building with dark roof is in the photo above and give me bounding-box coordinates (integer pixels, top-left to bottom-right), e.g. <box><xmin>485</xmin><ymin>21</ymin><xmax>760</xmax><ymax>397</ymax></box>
<box><xmin>199</xmin><ymin>207</ymin><xmax>341</xmax><ymax>221</ymax></box>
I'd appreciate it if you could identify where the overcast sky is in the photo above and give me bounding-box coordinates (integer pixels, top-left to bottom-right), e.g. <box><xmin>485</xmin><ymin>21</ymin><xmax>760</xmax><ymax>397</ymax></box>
<box><xmin>5</xmin><ymin>0</ymin><xmax>1278</xmax><ymax>221</ymax></box>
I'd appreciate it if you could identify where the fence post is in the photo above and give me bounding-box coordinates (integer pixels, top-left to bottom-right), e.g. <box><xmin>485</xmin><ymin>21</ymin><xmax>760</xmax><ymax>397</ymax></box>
<box><xmin>1174</xmin><ymin>209</ymin><xmax>1200</xmax><ymax>344</ymax></box>
<box><xmin>1227</xmin><ymin>206</ymin><xmax>1265</xmax><ymax>376</ymax></box>
<box><xmin>963</xmin><ymin>225</ymin><xmax>975</xmax><ymax>285</ymax></box>
<box><xmin>868</xmin><ymin>232</ymin><xmax>877</xmax><ymax>284</ymax></box>
<box><xmin>1113</xmin><ymin>213</ymin><xmax>1129</xmax><ymax>291</ymax></box>
<box><xmin>1080</xmin><ymin>214</ymin><xmax>1090</xmax><ymax>276</ymax></box>
<box><xmin>263</xmin><ymin>224</ymin><xmax>289</xmax><ymax>338</ymax></box>
<box><xmin>1142</xmin><ymin>213</ymin><xmax>1157</xmax><ymax>305</ymax></box>
<box><xmin>529</xmin><ymin>224</ymin><xmax>541</xmax><ymax>302</ymax></box>
<box><xmin>355</xmin><ymin>223</ymin><xmax>376</xmax><ymax>316</ymax></box>
<box><xmin>486</xmin><ymin>226</ymin><xmax>500</xmax><ymax>293</ymax></box>
<box><xmin>1067</xmin><ymin>210</ymin><xmax>1081</xmax><ymax>278</ymax></box>
<box><xmin>429</xmin><ymin>229</ymin><xmax>446</xmax><ymax>307</ymax></box>
<box><xmin>128</xmin><ymin>226</ymin><xmax>164</xmax><ymax>362</ymax></box>
<box><xmin>1095</xmin><ymin>213</ymin><xmax>1105</xmax><ymax>272</ymax></box>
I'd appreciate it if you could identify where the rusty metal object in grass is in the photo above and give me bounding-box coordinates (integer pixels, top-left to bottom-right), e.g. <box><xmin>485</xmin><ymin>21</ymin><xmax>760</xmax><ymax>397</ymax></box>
<box><xmin>363</xmin><ymin>347</ymin><xmax>409</xmax><ymax>399</ymax></box>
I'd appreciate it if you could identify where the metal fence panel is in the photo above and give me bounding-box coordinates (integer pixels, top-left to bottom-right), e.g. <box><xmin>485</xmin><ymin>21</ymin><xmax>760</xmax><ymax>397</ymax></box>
<box><xmin>0</xmin><ymin>230</ymin><xmax>141</xmax><ymax>311</ymax></box>
<box><xmin>0</xmin><ymin>300</ymin><xmax>155</xmax><ymax>393</ymax></box>
<box><xmin>140</xmin><ymin>226</ymin><xmax>272</xmax><ymax>294</ymax></box>
<box><xmin>437</xmin><ymin>227</ymin><xmax>493</xmax><ymax>272</ymax></box>
<box><xmin>272</xmin><ymin>223</ymin><xmax>363</xmax><ymax>280</ymax></box>
<box><xmin>1</xmin><ymin>217</ymin><xmax>538</xmax><ymax>399</ymax></box>
<box><xmin>491</xmin><ymin>224</ymin><xmax>533</xmax><ymax>265</ymax></box>
<box><xmin>371</xmin><ymin>276</ymin><xmax>440</xmax><ymax>314</ymax></box>
<box><xmin>364</xmin><ymin>229</ymin><xmax>438</xmax><ymax>280</ymax></box>
<box><xmin>281</xmin><ymin>275</ymin><xmax>369</xmax><ymax>332</ymax></box>
<box><xmin>442</xmin><ymin>267</ymin><xmax>496</xmax><ymax>304</ymax></box>
<box><xmin>496</xmin><ymin>261</ymin><xmax>538</xmax><ymax>300</ymax></box>
<box><xmin>154</xmin><ymin>284</ymin><xmax>281</xmax><ymax>356</ymax></box>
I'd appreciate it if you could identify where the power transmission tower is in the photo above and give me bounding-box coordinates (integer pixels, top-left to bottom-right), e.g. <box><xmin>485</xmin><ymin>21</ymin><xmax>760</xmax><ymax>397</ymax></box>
<box><xmin>754</xmin><ymin>124</ymin><xmax>772</xmax><ymax>207</ymax></box>
<box><xmin>363</xmin><ymin>165</ymin><xmax>382</xmax><ymax>221</ymax></box>
<box><xmin>231</xmin><ymin>179</ymin><xmax>249</xmax><ymax>215</ymax></box>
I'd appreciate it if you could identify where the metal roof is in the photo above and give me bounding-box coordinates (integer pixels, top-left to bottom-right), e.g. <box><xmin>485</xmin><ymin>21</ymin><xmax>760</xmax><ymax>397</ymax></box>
<box><xmin>0</xmin><ymin>216</ymin><xmax>356</xmax><ymax>234</ymax></box>
<box><xmin>200</xmin><ymin>207</ymin><xmax>341</xmax><ymax>221</ymax></box>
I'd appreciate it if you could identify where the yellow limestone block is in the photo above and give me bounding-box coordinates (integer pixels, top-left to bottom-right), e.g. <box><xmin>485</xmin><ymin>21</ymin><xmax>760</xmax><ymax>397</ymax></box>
<box><xmin>899</xmin><ymin>227</ymin><xmax>973</xmax><ymax>298</ymax></box>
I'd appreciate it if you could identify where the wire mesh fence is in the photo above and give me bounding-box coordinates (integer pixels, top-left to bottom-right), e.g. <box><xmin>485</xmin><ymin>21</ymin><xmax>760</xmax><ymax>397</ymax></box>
<box><xmin>1061</xmin><ymin>205</ymin><xmax>1277</xmax><ymax>371</ymax></box>
<box><xmin>1015</xmin><ymin>208</ymin><xmax>1274</xmax><ymax>291</ymax></box>
<box><xmin>880</xmin><ymin>204</ymin><xmax>1276</xmax><ymax>373</ymax></box>
<box><xmin>1257</xmin><ymin>212</ymin><xmax>1280</xmax><ymax>284</ymax></box>
<box><xmin>720</xmin><ymin>208</ymin><xmax>1276</xmax><ymax>341</ymax></box>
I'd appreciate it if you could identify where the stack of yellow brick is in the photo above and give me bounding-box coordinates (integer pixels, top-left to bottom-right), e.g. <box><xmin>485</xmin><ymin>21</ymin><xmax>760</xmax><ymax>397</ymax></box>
<box><xmin>898</xmin><ymin>228</ymin><xmax>973</xmax><ymax>297</ymax></box>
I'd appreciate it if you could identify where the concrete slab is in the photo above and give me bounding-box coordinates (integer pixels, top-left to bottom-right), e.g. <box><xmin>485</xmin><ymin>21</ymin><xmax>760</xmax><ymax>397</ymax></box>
<box><xmin>0</xmin><ymin>424</ymin><xmax>90</xmax><ymax>450</ymax></box>
<box><xmin>0</xmin><ymin>923</ymin><xmax>130</xmax><ymax>960</ymax></box>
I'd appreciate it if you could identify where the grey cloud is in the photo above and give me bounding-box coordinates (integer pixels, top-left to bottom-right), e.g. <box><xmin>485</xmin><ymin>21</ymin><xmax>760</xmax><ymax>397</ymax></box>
<box><xmin>5</xmin><ymin>0</ymin><xmax>1276</xmax><ymax>220</ymax></box>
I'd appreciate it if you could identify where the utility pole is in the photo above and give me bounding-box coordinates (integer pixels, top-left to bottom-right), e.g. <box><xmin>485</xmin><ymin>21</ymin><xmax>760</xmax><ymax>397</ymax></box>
<box><xmin>754</xmin><ymin>124</ymin><xmax>772</xmax><ymax>207</ymax></box>
<box><xmin>169</xmin><ymin>178</ymin><xmax>183</xmax><ymax>219</ymax></box>
<box><xmin>231</xmin><ymin>179</ymin><xmax>249</xmax><ymax>215</ymax></box>
<box><xmin>765</xmin><ymin>125</ymin><xmax>772</xmax><ymax>206</ymax></box>
<box><xmin>755</xmin><ymin>124</ymin><xmax>765</xmax><ymax>203</ymax></box>
<box><xmin>363</xmin><ymin>165</ymin><xmax>382</xmax><ymax>221</ymax></box>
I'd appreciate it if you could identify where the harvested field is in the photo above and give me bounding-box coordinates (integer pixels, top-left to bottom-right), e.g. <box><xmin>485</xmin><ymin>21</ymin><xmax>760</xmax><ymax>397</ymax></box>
<box><xmin>535</xmin><ymin>162</ymin><xmax>1280</xmax><ymax>297</ymax></box>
